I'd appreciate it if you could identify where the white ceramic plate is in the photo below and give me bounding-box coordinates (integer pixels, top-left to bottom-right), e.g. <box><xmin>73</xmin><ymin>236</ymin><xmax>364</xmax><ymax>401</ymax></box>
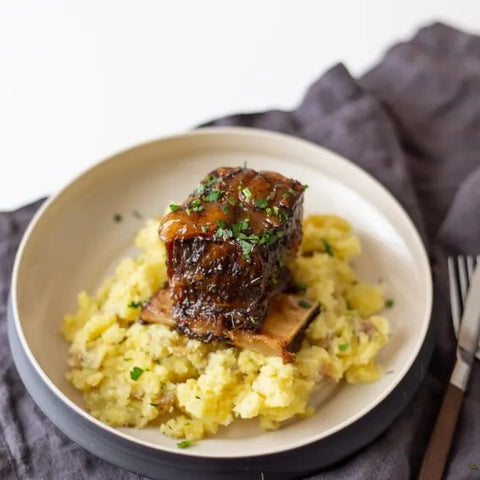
<box><xmin>11</xmin><ymin>127</ymin><xmax>432</xmax><ymax>459</ymax></box>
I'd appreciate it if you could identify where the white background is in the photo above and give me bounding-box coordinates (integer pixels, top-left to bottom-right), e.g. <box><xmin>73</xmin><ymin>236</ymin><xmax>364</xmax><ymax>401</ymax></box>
<box><xmin>1</xmin><ymin>1</ymin><xmax>478</xmax><ymax>210</ymax></box>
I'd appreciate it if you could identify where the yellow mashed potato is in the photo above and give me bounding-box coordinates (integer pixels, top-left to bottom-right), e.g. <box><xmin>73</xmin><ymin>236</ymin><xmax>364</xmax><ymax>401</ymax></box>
<box><xmin>62</xmin><ymin>214</ymin><xmax>389</xmax><ymax>442</ymax></box>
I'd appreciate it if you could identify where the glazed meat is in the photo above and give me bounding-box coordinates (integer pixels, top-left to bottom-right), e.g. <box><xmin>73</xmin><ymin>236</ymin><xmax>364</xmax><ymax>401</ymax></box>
<box><xmin>159</xmin><ymin>166</ymin><xmax>306</xmax><ymax>342</ymax></box>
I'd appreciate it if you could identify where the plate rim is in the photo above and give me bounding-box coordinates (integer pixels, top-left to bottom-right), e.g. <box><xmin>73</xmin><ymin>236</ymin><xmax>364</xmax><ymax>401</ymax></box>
<box><xmin>10</xmin><ymin>126</ymin><xmax>433</xmax><ymax>458</ymax></box>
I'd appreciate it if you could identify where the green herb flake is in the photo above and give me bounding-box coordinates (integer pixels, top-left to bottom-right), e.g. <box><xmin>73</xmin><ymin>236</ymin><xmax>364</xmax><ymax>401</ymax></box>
<box><xmin>273</xmin><ymin>206</ymin><xmax>280</xmax><ymax>216</ymax></box>
<box><xmin>149</xmin><ymin>403</ymin><xmax>158</xmax><ymax>407</ymax></box>
<box><xmin>196</xmin><ymin>184</ymin><xmax>206</xmax><ymax>195</ymax></box>
<box><xmin>265</xmin><ymin>207</ymin><xmax>273</xmax><ymax>216</ymax></box>
<box><xmin>227</xmin><ymin>196</ymin><xmax>236</xmax><ymax>206</ymax></box>
<box><xmin>221</xmin><ymin>204</ymin><xmax>230</xmax><ymax>214</ymax></box>
<box><xmin>205</xmin><ymin>175</ymin><xmax>220</xmax><ymax>187</ymax></box>
<box><xmin>195</xmin><ymin>395</ymin><xmax>201</xmax><ymax>399</ymax></box>
<box><xmin>216</xmin><ymin>219</ymin><xmax>227</xmax><ymax>229</ymax></box>
<box><xmin>321</xmin><ymin>239</ymin><xmax>334</xmax><ymax>257</ymax></box>
<box><xmin>127</xmin><ymin>300</ymin><xmax>142</xmax><ymax>309</ymax></box>
<box><xmin>201</xmin><ymin>225</ymin><xmax>209</xmax><ymax>233</ymax></box>
<box><xmin>255</xmin><ymin>198</ymin><xmax>269</xmax><ymax>209</ymax></box>
<box><xmin>129</xmin><ymin>366</ymin><xmax>144</xmax><ymax>381</ymax></box>
<box><xmin>288</xmin><ymin>188</ymin><xmax>296</xmax><ymax>196</ymax></box>
<box><xmin>238</xmin><ymin>239</ymin><xmax>254</xmax><ymax>261</ymax></box>
<box><xmin>243</xmin><ymin>160</ymin><xmax>248</xmax><ymax>169</ymax></box>
<box><xmin>205</xmin><ymin>188</ymin><xmax>224</xmax><ymax>202</ymax></box>
<box><xmin>161</xmin><ymin>280</ymin><xmax>168</xmax><ymax>289</ymax></box>
<box><xmin>385</xmin><ymin>299</ymin><xmax>394</xmax><ymax>309</ymax></box>
<box><xmin>295</xmin><ymin>282</ymin><xmax>308</xmax><ymax>291</ymax></box>
<box><xmin>339</xmin><ymin>343</ymin><xmax>350</xmax><ymax>352</ymax></box>
<box><xmin>113</xmin><ymin>213</ymin><xmax>123</xmax><ymax>223</ymax></box>
<box><xmin>185</xmin><ymin>208</ymin><xmax>192</xmax><ymax>216</ymax></box>
<box><xmin>231</xmin><ymin>218</ymin><xmax>250</xmax><ymax>237</ymax></box>
<box><xmin>124</xmin><ymin>358</ymin><xmax>132</xmax><ymax>361</ymax></box>
<box><xmin>177</xmin><ymin>440</ymin><xmax>192</xmax><ymax>449</ymax></box>
<box><xmin>269</xmin><ymin>276</ymin><xmax>278</xmax><ymax>285</ymax></box>
<box><xmin>169</xmin><ymin>204</ymin><xmax>179</xmax><ymax>212</ymax></box>
<box><xmin>469</xmin><ymin>463</ymin><xmax>479</xmax><ymax>471</ymax></box>
<box><xmin>241</xmin><ymin>187</ymin><xmax>253</xmax><ymax>199</ymax></box>
<box><xmin>298</xmin><ymin>299</ymin><xmax>312</xmax><ymax>309</ymax></box>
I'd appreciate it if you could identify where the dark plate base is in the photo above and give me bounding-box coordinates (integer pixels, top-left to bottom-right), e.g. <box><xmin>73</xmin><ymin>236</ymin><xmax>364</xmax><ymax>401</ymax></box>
<box><xmin>8</xmin><ymin>297</ymin><xmax>435</xmax><ymax>480</ymax></box>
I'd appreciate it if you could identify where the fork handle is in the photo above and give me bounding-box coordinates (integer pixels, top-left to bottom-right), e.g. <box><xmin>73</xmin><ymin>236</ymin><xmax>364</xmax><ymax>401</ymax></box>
<box><xmin>417</xmin><ymin>383</ymin><xmax>464</xmax><ymax>480</ymax></box>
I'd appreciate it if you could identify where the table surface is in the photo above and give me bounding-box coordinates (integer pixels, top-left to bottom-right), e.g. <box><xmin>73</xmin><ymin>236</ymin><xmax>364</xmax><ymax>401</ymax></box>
<box><xmin>1</xmin><ymin>0</ymin><xmax>478</xmax><ymax>210</ymax></box>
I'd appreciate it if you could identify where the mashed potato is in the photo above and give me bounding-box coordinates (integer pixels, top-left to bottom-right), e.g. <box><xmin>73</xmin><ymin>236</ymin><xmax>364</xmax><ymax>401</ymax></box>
<box><xmin>62</xmin><ymin>214</ymin><xmax>389</xmax><ymax>442</ymax></box>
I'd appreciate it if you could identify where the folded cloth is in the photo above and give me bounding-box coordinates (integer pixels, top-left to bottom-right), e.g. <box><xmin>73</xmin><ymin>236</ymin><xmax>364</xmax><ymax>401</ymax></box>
<box><xmin>1</xmin><ymin>22</ymin><xmax>480</xmax><ymax>480</ymax></box>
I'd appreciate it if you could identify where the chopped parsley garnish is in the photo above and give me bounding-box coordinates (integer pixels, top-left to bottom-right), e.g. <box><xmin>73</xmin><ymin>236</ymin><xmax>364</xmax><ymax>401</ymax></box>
<box><xmin>339</xmin><ymin>343</ymin><xmax>350</xmax><ymax>352</ymax></box>
<box><xmin>279</xmin><ymin>211</ymin><xmax>287</xmax><ymax>222</ymax></box>
<box><xmin>265</xmin><ymin>207</ymin><xmax>273</xmax><ymax>215</ymax></box>
<box><xmin>298</xmin><ymin>299</ymin><xmax>312</xmax><ymax>309</ymax></box>
<box><xmin>269</xmin><ymin>276</ymin><xmax>278</xmax><ymax>285</ymax></box>
<box><xmin>288</xmin><ymin>188</ymin><xmax>296</xmax><ymax>196</ymax></box>
<box><xmin>238</xmin><ymin>239</ymin><xmax>254</xmax><ymax>261</ymax></box>
<box><xmin>196</xmin><ymin>184</ymin><xmax>206</xmax><ymax>195</ymax></box>
<box><xmin>205</xmin><ymin>175</ymin><xmax>220</xmax><ymax>187</ymax></box>
<box><xmin>302</xmin><ymin>184</ymin><xmax>309</xmax><ymax>191</ymax></box>
<box><xmin>124</xmin><ymin>358</ymin><xmax>132</xmax><ymax>361</ymax></box>
<box><xmin>255</xmin><ymin>198</ymin><xmax>269</xmax><ymax>209</ymax></box>
<box><xmin>129</xmin><ymin>366</ymin><xmax>144</xmax><ymax>381</ymax></box>
<box><xmin>149</xmin><ymin>403</ymin><xmax>158</xmax><ymax>407</ymax></box>
<box><xmin>385</xmin><ymin>299</ymin><xmax>394</xmax><ymax>309</ymax></box>
<box><xmin>259</xmin><ymin>229</ymin><xmax>283</xmax><ymax>245</ymax></box>
<box><xmin>322</xmin><ymin>239</ymin><xmax>334</xmax><ymax>257</ymax></box>
<box><xmin>295</xmin><ymin>282</ymin><xmax>308</xmax><ymax>291</ymax></box>
<box><xmin>215</xmin><ymin>218</ymin><xmax>233</xmax><ymax>239</ymax></box>
<box><xmin>227</xmin><ymin>196</ymin><xmax>236</xmax><ymax>206</ymax></box>
<box><xmin>231</xmin><ymin>217</ymin><xmax>250</xmax><ymax>236</ymax></box>
<box><xmin>239</xmin><ymin>202</ymin><xmax>244</xmax><ymax>208</ymax></box>
<box><xmin>469</xmin><ymin>463</ymin><xmax>479</xmax><ymax>471</ymax></box>
<box><xmin>185</xmin><ymin>208</ymin><xmax>192</xmax><ymax>216</ymax></box>
<box><xmin>177</xmin><ymin>440</ymin><xmax>192</xmax><ymax>449</ymax></box>
<box><xmin>127</xmin><ymin>300</ymin><xmax>142</xmax><ymax>308</ymax></box>
<box><xmin>205</xmin><ymin>188</ymin><xmax>224</xmax><ymax>202</ymax></box>
<box><xmin>113</xmin><ymin>213</ymin><xmax>122</xmax><ymax>223</ymax></box>
<box><xmin>191</xmin><ymin>199</ymin><xmax>204</xmax><ymax>212</ymax></box>
<box><xmin>241</xmin><ymin>187</ymin><xmax>253</xmax><ymax>199</ymax></box>
<box><xmin>201</xmin><ymin>225</ymin><xmax>209</xmax><ymax>233</ymax></box>
<box><xmin>243</xmin><ymin>160</ymin><xmax>248</xmax><ymax>169</ymax></box>
<box><xmin>273</xmin><ymin>206</ymin><xmax>280</xmax><ymax>216</ymax></box>
<box><xmin>169</xmin><ymin>204</ymin><xmax>180</xmax><ymax>212</ymax></box>
<box><xmin>282</xmin><ymin>193</ymin><xmax>289</xmax><ymax>199</ymax></box>
<box><xmin>195</xmin><ymin>395</ymin><xmax>201</xmax><ymax>399</ymax></box>
<box><xmin>221</xmin><ymin>204</ymin><xmax>230</xmax><ymax>214</ymax></box>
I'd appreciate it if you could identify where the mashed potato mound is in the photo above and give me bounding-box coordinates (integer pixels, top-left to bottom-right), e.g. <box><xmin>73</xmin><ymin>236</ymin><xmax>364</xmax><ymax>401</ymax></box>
<box><xmin>62</xmin><ymin>214</ymin><xmax>389</xmax><ymax>441</ymax></box>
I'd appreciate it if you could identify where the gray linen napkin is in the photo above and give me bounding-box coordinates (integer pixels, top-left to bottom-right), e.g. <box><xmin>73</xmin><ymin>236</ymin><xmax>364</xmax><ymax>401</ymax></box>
<box><xmin>2</xmin><ymin>22</ymin><xmax>480</xmax><ymax>480</ymax></box>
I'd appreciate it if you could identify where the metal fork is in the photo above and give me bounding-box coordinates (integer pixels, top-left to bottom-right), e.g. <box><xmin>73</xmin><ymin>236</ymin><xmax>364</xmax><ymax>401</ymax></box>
<box><xmin>418</xmin><ymin>255</ymin><xmax>480</xmax><ymax>480</ymax></box>
<box><xmin>448</xmin><ymin>255</ymin><xmax>480</xmax><ymax>358</ymax></box>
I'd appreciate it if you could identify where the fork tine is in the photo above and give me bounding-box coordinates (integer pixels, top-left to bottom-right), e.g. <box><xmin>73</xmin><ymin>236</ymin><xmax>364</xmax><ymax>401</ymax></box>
<box><xmin>467</xmin><ymin>255</ymin><xmax>475</xmax><ymax>282</ymax></box>
<box><xmin>448</xmin><ymin>256</ymin><xmax>461</xmax><ymax>337</ymax></box>
<box><xmin>457</xmin><ymin>256</ymin><xmax>469</xmax><ymax>306</ymax></box>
